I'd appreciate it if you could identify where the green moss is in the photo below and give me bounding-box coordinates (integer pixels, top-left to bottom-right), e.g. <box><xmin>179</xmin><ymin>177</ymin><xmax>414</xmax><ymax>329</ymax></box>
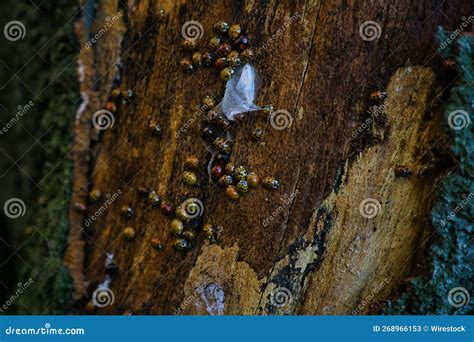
<box><xmin>0</xmin><ymin>1</ymin><xmax>79</xmax><ymax>314</ymax></box>
<box><xmin>386</xmin><ymin>30</ymin><xmax>473</xmax><ymax>315</ymax></box>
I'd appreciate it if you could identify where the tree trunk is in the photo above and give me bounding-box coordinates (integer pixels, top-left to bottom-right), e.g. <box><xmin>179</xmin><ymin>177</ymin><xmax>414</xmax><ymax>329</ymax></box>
<box><xmin>67</xmin><ymin>0</ymin><xmax>468</xmax><ymax>314</ymax></box>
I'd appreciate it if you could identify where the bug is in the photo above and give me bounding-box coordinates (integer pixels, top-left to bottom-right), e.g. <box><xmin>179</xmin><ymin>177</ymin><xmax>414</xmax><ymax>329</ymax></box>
<box><xmin>201</xmin><ymin>126</ymin><xmax>218</xmax><ymax>142</ymax></box>
<box><xmin>240</xmin><ymin>48</ymin><xmax>254</xmax><ymax>63</ymax></box>
<box><xmin>123</xmin><ymin>226</ymin><xmax>135</xmax><ymax>239</ymax></box>
<box><xmin>208</xmin><ymin>36</ymin><xmax>221</xmax><ymax>50</ymax></box>
<box><xmin>213</xmin><ymin>137</ymin><xmax>231</xmax><ymax>154</ymax></box>
<box><xmin>236</xmin><ymin>179</ymin><xmax>249</xmax><ymax>193</ymax></box>
<box><xmin>105</xmin><ymin>101</ymin><xmax>117</xmax><ymax>113</ymax></box>
<box><xmin>175</xmin><ymin>205</ymin><xmax>190</xmax><ymax>222</ymax></box>
<box><xmin>233</xmin><ymin>166</ymin><xmax>247</xmax><ymax>180</ymax></box>
<box><xmin>203</xmin><ymin>223</ymin><xmax>223</xmax><ymax>243</ymax></box>
<box><xmin>227</xmin><ymin>52</ymin><xmax>241</xmax><ymax>68</ymax></box>
<box><xmin>183</xmin><ymin>171</ymin><xmax>198</xmax><ymax>185</ymax></box>
<box><xmin>220</xmin><ymin>67</ymin><xmax>234</xmax><ymax>81</ymax></box>
<box><xmin>213</xmin><ymin>21</ymin><xmax>229</xmax><ymax>34</ymax></box>
<box><xmin>211</xmin><ymin>164</ymin><xmax>224</xmax><ymax>179</ymax></box>
<box><xmin>214</xmin><ymin>57</ymin><xmax>227</xmax><ymax>70</ymax></box>
<box><xmin>120</xmin><ymin>205</ymin><xmax>134</xmax><ymax>218</ymax></box>
<box><xmin>225</xmin><ymin>163</ymin><xmax>235</xmax><ymax>174</ymax></box>
<box><xmin>394</xmin><ymin>165</ymin><xmax>412</xmax><ymax>178</ymax></box>
<box><xmin>228</xmin><ymin>24</ymin><xmax>242</xmax><ymax>39</ymax></box>
<box><xmin>225</xmin><ymin>185</ymin><xmax>239</xmax><ymax>200</ymax></box>
<box><xmin>202</xmin><ymin>52</ymin><xmax>214</xmax><ymax>67</ymax></box>
<box><xmin>369</xmin><ymin>90</ymin><xmax>387</xmax><ymax>102</ymax></box>
<box><xmin>182</xmin><ymin>38</ymin><xmax>197</xmax><ymax>51</ymax></box>
<box><xmin>147</xmin><ymin>191</ymin><xmax>161</xmax><ymax>206</ymax></box>
<box><xmin>160</xmin><ymin>201</ymin><xmax>174</xmax><ymax>216</ymax></box>
<box><xmin>262</xmin><ymin>176</ymin><xmax>280</xmax><ymax>190</ymax></box>
<box><xmin>149</xmin><ymin>119</ymin><xmax>162</xmax><ymax>136</ymax></box>
<box><xmin>137</xmin><ymin>186</ymin><xmax>150</xmax><ymax>196</ymax></box>
<box><xmin>192</xmin><ymin>52</ymin><xmax>203</xmax><ymax>67</ymax></box>
<box><xmin>217</xmin><ymin>42</ymin><xmax>232</xmax><ymax>57</ymax></box>
<box><xmin>173</xmin><ymin>238</ymin><xmax>190</xmax><ymax>251</ymax></box>
<box><xmin>247</xmin><ymin>172</ymin><xmax>259</xmax><ymax>188</ymax></box>
<box><xmin>180</xmin><ymin>58</ymin><xmax>194</xmax><ymax>73</ymax></box>
<box><xmin>202</xmin><ymin>96</ymin><xmax>216</xmax><ymax>109</ymax></box>
<box><xmin>216</xmin><ymin>153</ymin><xmax>230</xmax><ymax>164</ymax></box>
<box><xmin>171</xmin><ymin>218</ymin><xmax>184</xmax><ymax>235</ymax></box>
<box><xmin>218</xmin><ymin>174</ymin><xmax>234</xmax><ymax>187</ymax></box>
<box><xmin>182</xmin><ymin>230</ymin><xmax>196</xmax><ymax>241</ymax></box>
<box><xmin>233</xmin><ymin>35</ymin><xmax>250</xmax><ymax>51</ymax></box>
<box><xmin>151</xmin><ymin>238</ymin><xmax>164</xmax><ymax>251</ymax></box>
<box><xmin>89</xmin><ymin>189</ymin><xmax>101</xmax><ymax>201</ymax></box>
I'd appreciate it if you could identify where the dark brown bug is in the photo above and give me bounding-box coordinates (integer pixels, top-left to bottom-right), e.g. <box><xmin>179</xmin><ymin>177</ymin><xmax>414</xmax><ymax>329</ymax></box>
<box><xmin>182</xmin><ymin>230</ymin><xmax>196</xmax><ymax>241</ymax></box>
<box><xmin>180</xmin><ymin>58</ymin><xmax>194</xmax><ymax>73</ymax></box>
<box><xmin>202</xmin><ymin>52</ymin><xmax>214</xmax><ymax>67</ymax></box>
<box><xmin>394</xmin><ymin>165</ymin><xmax>412</xmax><ymax>178</ymax></box>
<box><xmin>137</xmin><ymin>187</ymin><xmax>149</xmax><ymax>196</ymax></box>
<box><xmin>120</xmin><ymin>205</ymin><xmax>134</xmax><ymax>218</ymax></box>
<box><xmin>369</xmin><ymin>90</ymin><xmax>387</xmax><ymax>102</ymax></box>
<box><xmin>212</xmin><ymin>114</ymin><xmax>231</xmax><ymax>130</ymax></box>
<box><xmin>149</xmin><ymin>119</ymin><xmax>162</xmax><ymax>136</ymax></box>
<box><xmin>233</xmin><ymin>35</ymin><xmax>250</xmax><ymax>51</ymax></box>
<box><xmin>160</xmin><ymin>201</ymin><xmax>174</xmax><ymax>216</ymax></box>
<box><xmin>216</xmin><ymin>153</ymin><xmax>230</xmax><ymax>164</ymax></box>
<box><xmin>214</xmin><ymin>57</ymin><xmax>227</xmax><ymax>70</ymax></box>
<box><xmin>201</xmin><ymin>126</ymin><xmax>218</xmax><ymax>142</ymax></box>
<box><xmin>173</xmin><ymin>238</ymin><xmax>190</xmax><ymax>251</ymax></box>
<box><xmin>217</xmin><ymin>42</ymin><xmax>232</xmax><ymax>57</ymax></box>
<box><xmin>151</xmin><ymin>238</ymin><xmax>164</xmax><ymax>252</ymax></box>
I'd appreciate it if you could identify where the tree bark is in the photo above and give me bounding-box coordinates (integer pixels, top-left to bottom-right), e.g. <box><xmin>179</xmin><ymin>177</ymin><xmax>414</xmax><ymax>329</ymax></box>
<box><xmin>67</xmin><ymin>0</ymin><xmax>468</xmax><ymax>314</ymax></box>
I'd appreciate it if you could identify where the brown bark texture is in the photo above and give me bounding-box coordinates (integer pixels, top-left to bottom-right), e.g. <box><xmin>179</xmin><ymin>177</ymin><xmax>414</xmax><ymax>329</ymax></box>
<box><xmin>66</xmin><ymin>0</ymin><xmax>469</xmax><ymax>314</ymax></box>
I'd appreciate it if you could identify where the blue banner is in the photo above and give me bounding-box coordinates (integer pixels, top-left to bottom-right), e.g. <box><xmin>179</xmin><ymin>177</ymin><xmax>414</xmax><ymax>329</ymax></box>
<box><xmin>0</xmin><ymin>316</ymin><xmax>472</xmax><ymax>342</ymax></box>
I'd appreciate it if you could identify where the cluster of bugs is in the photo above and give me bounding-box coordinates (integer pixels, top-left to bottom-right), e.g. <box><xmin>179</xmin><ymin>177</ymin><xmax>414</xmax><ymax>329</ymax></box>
<box><xmin>180</xmin><ymin>21</ymin><xmax>255</xmax><ymax>81</ymax></box>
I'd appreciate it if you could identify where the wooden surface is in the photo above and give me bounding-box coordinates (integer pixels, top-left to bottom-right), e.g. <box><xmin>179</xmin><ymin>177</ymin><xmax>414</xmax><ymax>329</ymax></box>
<box><xmin>66</xmin><ymin>0</ymin><xmax>468</xmax><ymax>314</ymax></box>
